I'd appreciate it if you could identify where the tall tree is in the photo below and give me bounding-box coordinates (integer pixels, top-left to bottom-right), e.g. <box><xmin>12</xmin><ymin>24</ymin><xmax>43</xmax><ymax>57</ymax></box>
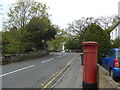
<box><xmin>67</xmin><ymin>17</ymin><xmax>95</xmax><ymax>35</ymax></box>
<box><xmin>2</xmin><ymin>0</ymin><xmax>56</xmax><ymax>54</ymax></box>
<box><xmin>67</xmin><ymin>16</ymin><xmax>119</xmax><ymax>36</ymax></box>
<box><xmin>96</xmin><ymin>16</ymin><xmax>119</xmax><ymax>30</ymax></box>
<box><xmin>66</xmin><ymin>17</ymin><xmax>97</xmax><ymax>47</ymax></box>
<box><xmin>5</xmin><ymin>0</ymin><xmax>49</xmax><ymax>30</ymax></box>
<box><xmin>25</xmin><ymin>16</ymin><xmax>57</xmax><ymax>50</ymax></box>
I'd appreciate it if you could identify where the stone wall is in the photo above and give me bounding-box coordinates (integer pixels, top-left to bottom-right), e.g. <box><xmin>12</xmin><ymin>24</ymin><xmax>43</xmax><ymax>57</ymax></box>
<box><xmin>2</xmin><ymin>50</ymin><xmax>49</xmax><ymax>65</ymax></box>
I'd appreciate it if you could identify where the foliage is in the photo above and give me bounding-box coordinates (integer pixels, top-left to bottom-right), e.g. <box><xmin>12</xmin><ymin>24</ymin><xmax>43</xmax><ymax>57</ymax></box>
<box><xmin>83</xmin><ymin>24</ymin><xmax>112</xmax><ymax>64</ymax></box>
<box><xmin>104</xmin><ymin>26</ymin><xmax>114</xmax><ymax>37</ymax></box>
<box><xmin>2</xmin><ymin>0</ymin><xmax>57</xmax><ymax>54</ymax></box>
<box><xmin>113</xmin><ymin>38</ymin><xmax>120</xmax><ymax>48</ymax></box>
<box><xmin>96</xmin><ymin>16</ymin><xmax>118</xmax><ymax>30</ymax></box>
<box><xmin>5</xmin><ymin>0</ymin><xmax>49</xmax><ymax>30</ymax></box>
<box><xmin>25</xmin><ymin>16</ymin><xmax>57</xmax><ymax>50</ymax></box>
<box><xmin>67</xmin><ymin>17</ymin><xmax>95</xmax><ymax>35</ymax></box>
<box><xmin>66</xmin><ymin>16</ymin><xmax>117</xmax><ymax>63</ymax></box>
<box><xmin>2</xmin><ymin>30</ymin><xmax>22</xmax><ymax>54</ymax></box>
<box><xmin>67</xmin><ymin>16</ymin><xmax>119</xmax><ymax>36</ymax></box>
<box><xmin>48</xmin><ymin>28</ymin><xmax>69</xmax><ymax>51</ymax></box>
<box><xmin>2</xmin><ymin>28</ymin><xmax>34</xmax><ymax>54</ymax></box>
<box><xmin>65</xmin><ymin>38</ymin><xmax>81</xmax><ymax>50</ymax></box>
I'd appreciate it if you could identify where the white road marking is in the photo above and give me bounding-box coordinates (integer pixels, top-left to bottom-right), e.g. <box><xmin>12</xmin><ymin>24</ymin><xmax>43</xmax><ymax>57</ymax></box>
<box><xmin>42</xmin><ymin>58</ymin><xmax>54</xmax><ymax>63</ymax></box>
<box><xmin>0</xmin><ymin>65</ymin><xmax>35</xmax><ymax>77</ymax></box>
<box><xmin>42</xmin><ymin>53</ymin><xmax>66</xmax><ymax>64</ymax></box>
<box><xmin>56</xmin><ymin>56</ymin><xmax>62</xmax><ymax>58</ymax></box>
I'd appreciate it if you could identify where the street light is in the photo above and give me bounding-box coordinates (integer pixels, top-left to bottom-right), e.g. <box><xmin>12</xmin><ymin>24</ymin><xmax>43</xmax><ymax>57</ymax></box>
<box><xmin>62</xmin><ymin>42</ymin><xmax>65</xmax><ymax>52</ymax></box>
<box><xmin>42</xmin><ymin>40</ymin><xmax>45</xmax><ymax>49</ymax></box>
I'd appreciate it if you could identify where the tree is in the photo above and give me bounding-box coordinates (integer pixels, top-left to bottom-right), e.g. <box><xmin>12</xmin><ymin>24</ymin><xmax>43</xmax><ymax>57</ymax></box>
<box><xmin>113</xmin><ymin>38</ymin><xmax>120</xmax><ymax>48</ymax></box>
<box><xmin>2</xmin><ymin>30</ymin><xmax>22</xmax><ymax>54</ymax></box>
<box><xmin>65</xmin><ymin>38</ymin><xmax>81</xmax><ymax>51</ymax></box>
<box><xmin>48</xmin><ymin>27</ymin><xmax>69</xmax><ymax>51</ymax></box>
<box><xmin>5</xmin><ymin>0</ymin><xmax>49</xmax><ymax>30</ymax></box>
<box><xmin>25</xmin><ymin>16</ymin><xmax>57</xmax><ymax>50</ymax></box>
<box><xmin>67</xmin><ymin>16</ymin><xmax>119</xmax><ymax>36</ymax></box>
<box><xmin>83</xmin><ymin>24</ymin><xmax>112</xmax><ymax>64</ymax></box>
<box><xmin>66</xmin><ymin>17</ymin><xmax>97</xmax><ymax>48</ymax></box>
<box><xmin>2</xmin><ymin>0</ymin><xmax>57</xmax><ymax>54</ymax></box>
<box><xmin>96</xmin><ymin>16</ymin><xmax>113</xmax><ymax>29</ymax></box>
<box><xmin>67</xmin><ymin>17</ymin><xmax>96</xmax><ymax>35</ymax></box>
<box><xmin>112</xmin><ymin>15</ymin><xmax>120</xmax><ymax>25</ymax></box>
<box><xmin>66</xmin><ymin>16</ymin><xmax>118</xmax><ymax>53</ymax></box>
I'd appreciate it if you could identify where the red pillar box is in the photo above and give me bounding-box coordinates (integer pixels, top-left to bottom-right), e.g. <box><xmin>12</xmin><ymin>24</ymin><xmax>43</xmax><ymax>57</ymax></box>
<box><xmin>81</xmin><ymin>41</ymin><xmax>99</xmax><ymax>89</ymax></box>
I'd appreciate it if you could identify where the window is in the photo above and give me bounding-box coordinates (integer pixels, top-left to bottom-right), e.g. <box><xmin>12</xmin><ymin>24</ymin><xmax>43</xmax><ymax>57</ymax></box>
<box><xmin>116</xmin><ymin>51</ymin><xmax>120</xmax><ymax>58</ymax></box>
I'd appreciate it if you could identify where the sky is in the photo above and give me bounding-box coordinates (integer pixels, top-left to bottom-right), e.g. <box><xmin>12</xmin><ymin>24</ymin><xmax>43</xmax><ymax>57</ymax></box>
<box><xmin>0</xmin><ymin>0</ymin><xmax>120</xmax><ymax>30</ymax></box>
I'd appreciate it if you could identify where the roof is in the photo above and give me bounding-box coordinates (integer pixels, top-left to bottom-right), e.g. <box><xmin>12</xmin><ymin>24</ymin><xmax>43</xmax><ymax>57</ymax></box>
<box><xmin>110</xmin><ymin>21</ymin><xmax>120</xmax><ymax>32</ymax></box>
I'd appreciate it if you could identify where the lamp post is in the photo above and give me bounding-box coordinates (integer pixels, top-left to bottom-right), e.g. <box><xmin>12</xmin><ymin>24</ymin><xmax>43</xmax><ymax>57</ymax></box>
<box><xmin>42</xmin><ymin>40</ymin><xmax>45</xmax><ymax>49</ymax></box>
<box><xmin>62</xmin><ymin>42</ymin><xmax>65</xmax><ymax>52</ymax></box>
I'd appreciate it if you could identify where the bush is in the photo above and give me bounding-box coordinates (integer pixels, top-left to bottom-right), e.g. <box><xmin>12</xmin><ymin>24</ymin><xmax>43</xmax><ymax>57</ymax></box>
<box><xmin>113</xmin><ymin>38</ymin><xmax>120</xmax><ymax>48</ymax></box>
<box><xmin>83</xmin><ymin>24</ymin><xmax>112</xmax><ymax>64</ymax></box>
<box><xmin>65</xmin><ymin>38</ymin><xmax>82</xmax><ymax>50</ymax></box>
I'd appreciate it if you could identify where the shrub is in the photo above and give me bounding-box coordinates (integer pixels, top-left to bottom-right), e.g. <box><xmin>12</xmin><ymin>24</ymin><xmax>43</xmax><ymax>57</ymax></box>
<box><xmin>83</xmin><ymin>24</ymin><xmax>112</xmax><ymax>64</ymax></box>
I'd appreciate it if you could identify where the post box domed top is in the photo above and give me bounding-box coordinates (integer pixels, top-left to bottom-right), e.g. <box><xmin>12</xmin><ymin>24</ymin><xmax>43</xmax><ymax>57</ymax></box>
<box><xmin>81</xmin><ymin>41</ymin><xmax>99</xmax><ymax>46</ymax></box>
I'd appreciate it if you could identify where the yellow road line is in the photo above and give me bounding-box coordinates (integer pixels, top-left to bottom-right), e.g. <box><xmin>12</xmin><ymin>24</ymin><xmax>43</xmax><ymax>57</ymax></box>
<box><xmin>41</xmin><ymin>54</ymin><xmax>79</xmax><ymax>89</ymax></box>
<box><xmin>51</xmin><ymin>71</ymin><xmax>59</xmax><ymax>79</ymax></box>
<box><xmin>42</xmin><ymin>65</ymin><xmax>68</xmax><ymax>89</ymax></box>
<box><xmin>67</xmin><ymin>55</ymin><xmax>78</xmax><ymax>65</ymax></box>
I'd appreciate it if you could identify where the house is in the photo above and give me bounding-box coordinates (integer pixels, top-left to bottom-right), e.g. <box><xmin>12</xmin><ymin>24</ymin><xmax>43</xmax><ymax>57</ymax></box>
<box><xmin>110</xmin><ymin>22</ymin><xmax>120</xmax><ymax>41</ymax></box>
<box><xmin>110</xmin><ymin>1</ymin><xmax>120</xmax><ymax>41</ymax></box>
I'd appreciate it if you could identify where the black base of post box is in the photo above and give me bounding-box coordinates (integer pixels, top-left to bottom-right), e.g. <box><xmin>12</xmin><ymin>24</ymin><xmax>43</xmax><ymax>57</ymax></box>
<box><xmin>83</xmin><ymin>81</ymin><xmax>97</xmax><ymax>90</ymax></box>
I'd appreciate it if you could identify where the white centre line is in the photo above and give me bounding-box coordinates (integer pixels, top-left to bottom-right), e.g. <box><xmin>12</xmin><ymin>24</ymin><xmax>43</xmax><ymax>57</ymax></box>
<box><xmin>0</xmin><ymin>65</ymin><xmax>35</xmax><ymax>77</ymax></box>
<box><xmin>56</xmin><ymin>56</ymin><xmax>62</xmax><ymax>58</ymax></box>
<box><xmin>42</xmin><ymin>58</ymin><xmax>54</xmax><ymax>63</ymax></box>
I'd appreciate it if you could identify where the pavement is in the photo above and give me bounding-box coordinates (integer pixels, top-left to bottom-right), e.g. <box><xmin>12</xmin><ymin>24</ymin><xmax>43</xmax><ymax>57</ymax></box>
<box><xmin>98</xmin><ymin>64</ymin><xmax>120</xmax><ymax>89</ymax></box>
<box><xmin>53</xmin><ymin>55</ymin><xmax>83</xmax><ymax>88</ymax></box>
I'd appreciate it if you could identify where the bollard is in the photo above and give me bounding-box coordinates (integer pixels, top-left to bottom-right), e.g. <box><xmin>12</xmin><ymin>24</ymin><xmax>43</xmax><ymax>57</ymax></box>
<box><xmin>81</xmin><ymin>41</ymin><xmax>99</xmax><ymax>89</ymax></box>
<box><xmin>80</xmin><ymin>53</ymin><xmax>83</xmax><ymax>65</ymax></box>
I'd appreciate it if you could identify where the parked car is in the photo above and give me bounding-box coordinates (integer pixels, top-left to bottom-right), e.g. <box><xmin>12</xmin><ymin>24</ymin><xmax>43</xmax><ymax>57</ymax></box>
<box><xmin>102</xmin><ymin>48</ymin><xmax>120</xmax><ymax>81</ymax></box>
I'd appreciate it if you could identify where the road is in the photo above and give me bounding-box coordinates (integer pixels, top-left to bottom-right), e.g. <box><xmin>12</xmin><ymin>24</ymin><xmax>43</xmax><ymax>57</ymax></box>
<box><xmin>2</xmin><ymin>52</ymin><xmax>79</xmax><ymax>88</ymax></box>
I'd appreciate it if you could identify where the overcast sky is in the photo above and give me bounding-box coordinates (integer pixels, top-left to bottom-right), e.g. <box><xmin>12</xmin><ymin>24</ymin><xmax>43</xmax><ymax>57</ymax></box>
<box><xmin>0</xmin><ymin>0</ymin><xmax>120</xmax><ymax>30</ymax></box>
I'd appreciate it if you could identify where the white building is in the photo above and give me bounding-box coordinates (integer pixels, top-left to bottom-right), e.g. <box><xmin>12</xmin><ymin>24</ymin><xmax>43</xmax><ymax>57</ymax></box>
<box><xmin>110</xmin><ymin>1</ymin><xmax>120</xmax><ymax>41</ymax></box>
<box><xmin>110</xmin><ymin>22</ymin><xmax>120</xmax><ymax>40</ymax></box>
